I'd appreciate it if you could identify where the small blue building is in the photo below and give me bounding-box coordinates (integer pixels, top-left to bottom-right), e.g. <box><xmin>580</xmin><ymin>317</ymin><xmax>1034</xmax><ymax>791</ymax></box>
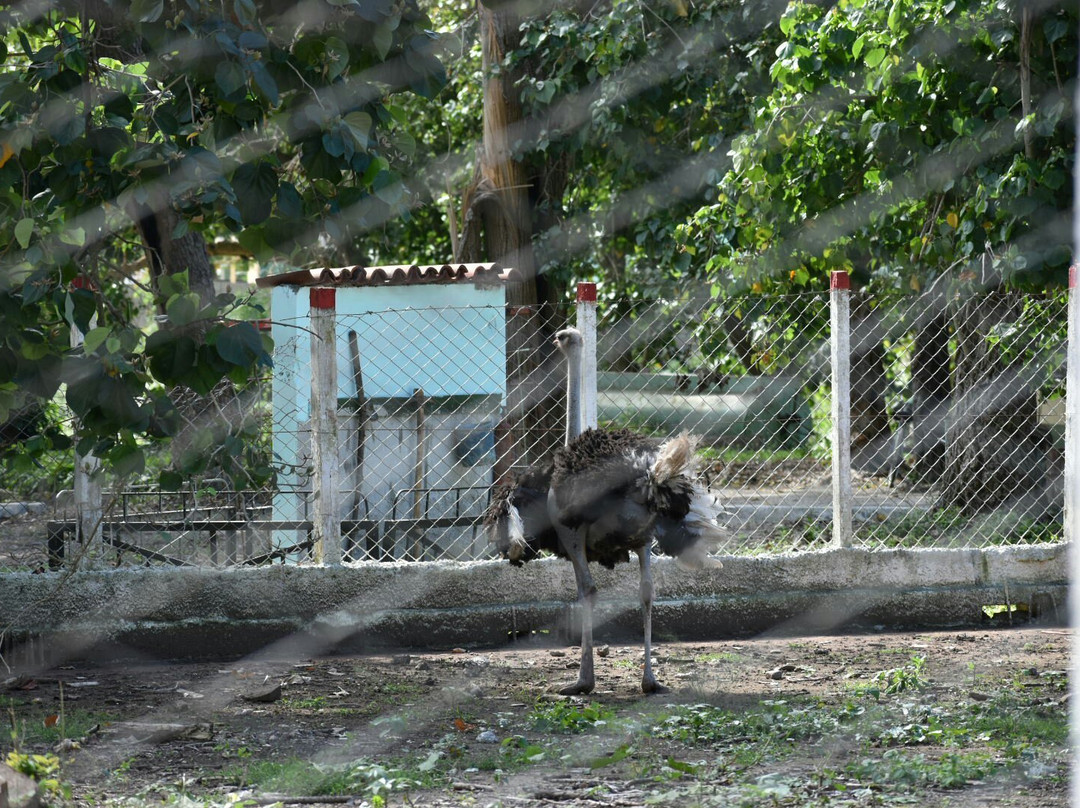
<box><xmin>256</xmin><ymin>263</ymin><xmax>519</xmax><ymax>561</ymax></box>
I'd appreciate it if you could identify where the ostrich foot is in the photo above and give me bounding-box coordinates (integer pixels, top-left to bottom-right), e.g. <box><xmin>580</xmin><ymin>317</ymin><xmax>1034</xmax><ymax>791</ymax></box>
<box><xmin>641</xmin><ymin>676</ymin><xmax>670</xmax><ymax>695</ymax></box>
<box><xmin>558</xmin><ymin>678</ymin><xmax>595</xmax><ymax>696</ymax></box>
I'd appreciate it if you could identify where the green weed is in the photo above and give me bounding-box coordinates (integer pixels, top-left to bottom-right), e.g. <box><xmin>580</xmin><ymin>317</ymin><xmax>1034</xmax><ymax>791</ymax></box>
<box><xmin>224</xmin><ymin>757</ymin><xmax>417</xmax><ymax>802</ymax></box>
<box><xmin>281</xmin><ymin>696</ymin><xmax>327</xmax><ymax>710</ymax></box>
<box><xmin>695</xmin><ymin>651</ymin><xmax>747</xmax><ymax>664</ymax></box>
<box><xmin>5</xmin><ymin>751</ymin><xmax>68</xmax><ymax>799</ymax></box>
<box><xmin>653</xmin><ymin>699</ymin><xmax>846</xmax><ymax>751</ymax></box>
<box><xmin>847</xmin><ymin>749</ymin><xmax>997</xmax><ymax>789</ymax></box>
<box><xmin>527</xmin><ymin>699</ymin><xmax>614</xmax><ymax>734</ymax></box>
<box><xmin>853</xmin><ymin>654</ymin><xmax>927</xmax><ymax>700</ymax></box>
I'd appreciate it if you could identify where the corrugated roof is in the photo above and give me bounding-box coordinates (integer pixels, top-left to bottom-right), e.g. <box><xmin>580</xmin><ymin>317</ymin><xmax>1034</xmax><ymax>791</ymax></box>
<box><xmin>255</xmin><ymin>262</ymin><xmax>520</xmax><ymax>289</ymax></box>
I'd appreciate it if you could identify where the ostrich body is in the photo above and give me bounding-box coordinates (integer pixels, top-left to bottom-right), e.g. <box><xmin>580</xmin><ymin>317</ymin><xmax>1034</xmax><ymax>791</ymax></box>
<box><xmin>486</xmin><ymin>328</ymin><xmax>725</xmax><ymax>694</ymax></box>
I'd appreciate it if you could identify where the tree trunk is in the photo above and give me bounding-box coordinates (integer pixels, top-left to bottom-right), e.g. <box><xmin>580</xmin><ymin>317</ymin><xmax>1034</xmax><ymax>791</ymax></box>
<box><xmin>129</xmin><ymin>189</ymin><xmax>229</xmax><ymax>484</ymax></box>
<box><xmin>849</xmin><ymin>297</ymin><xmax>889</xmax><ymax>451</ymax></box>
<box><xmin>463</xmin><ymin>0</ymin><xmax>563</xmax><ymax>480</ymax></box>
<box><xmin>906</xmin><ymin>307</ymin><xmax>952</xmax><ymax>480</ymax></box>
<box><xmin>939</xmin><ymin>284</ymin><xmax>1045</xmax><ymax>513</ymax></box>
<box><xmin>129</xmin><ymin>189</ymin><xmax>217</xmax><ymax>309</ymax></box>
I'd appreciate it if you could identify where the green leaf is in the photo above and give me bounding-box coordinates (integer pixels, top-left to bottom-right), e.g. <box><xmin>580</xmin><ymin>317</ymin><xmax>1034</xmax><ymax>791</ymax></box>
<box><xmin>158</xmin><ymin>271</ymin><xmax>189</xmax><ymax>298</ymax></box>
<box><xmin>68</xmin><ymin>289</ymin><xmax>97</xmax><ymax>334</ymax></box>
<box><xmin>864</xmin><ymin>47</ymin><xmax>886</xmax><ymax>68</ymax></box>
<box><xmin>665</xmin><ymin>758</ymin><xmax>700</xmax><ymax>775</ymax></box>
<box><xmin>232</xmin><ymin>161</ymin><xmax>278</xmax><ymax>225</ymax></box>
<box><xmin>166</xmin><ymin>293</ymin><xmax>201</xmax><ymax>326</ymax></box>
<box><xmin>60</xmin><ymin>227</ymin><xmax>85</xmax><ymax>247</ymax></box>
<box><xmin>343</xmin><ymin>111</ymin><xmax>372</xmax><ymax>150</ymax></box>
<box><xmin>159</xmin><ymin>469</ymin><xmax>185</xmax><ymax>490</ymax></box>
<box><xmin>14</xmin><ymin>218</ymin><xmax>33</xmax><ymax>249</ymax></box>
<box><xmin>82</xmin><ymin>327</ymin><xmax>111</xmax><ymax>354</ymax></box>
<box><xmin>214</xmin><ymin>322</ymin><xmax>263</xmax><ymax>365</ymax></box>
<box><xmin>324</xmin><ymin>37</ymin><xmax>349</xmax><ymax>80</ymax></box>
<box><xmin>250</xmin><ymin>62</ymin><xmax>279</xmax><ymax>105</ymax></box>
<box><xmin>1043</xmin><ymin>17</ymin><xmax>1068</xmax><ymax>44</ymax></box>
<box><xmin>107</xmin><ymin>442</ymin><xmax>145</xmax><ymax>478</ymax></box>
<box><xmin>417</xmin><ymin>751</ymin><xmax>441</xmax><ymax>772</ymax></box>
<box><xmin>373</xmin><ymin>24</ymin><xmax>393</xmax><ymax>61</ymax></box>
<box><xmin>233</xmin><ymin>0</ymin><xmax>257</xmax><ymax>26</ymax></box>
<box><xmin>131</xmin><ymin>0</ymin><xmax>163</xmax><ymax>23</ymax></box>
<box><xmin>887</xmin><ymin>0</ymin><xmax>905</xmax><ymax>32</ymax></box>
<box><xmin>590</xmin><ymin>744</ymin><xmax>631</xmax><ymax>769</ymax></box>
<box><xmin>215</xmin><ymin>60</ymin><xmax>246</xmax><ymax>97</ymax></box>
<box><xmin>146</xmin><ymin>333</ymin><xmax>198</xmax><ymax>384</ymax></box>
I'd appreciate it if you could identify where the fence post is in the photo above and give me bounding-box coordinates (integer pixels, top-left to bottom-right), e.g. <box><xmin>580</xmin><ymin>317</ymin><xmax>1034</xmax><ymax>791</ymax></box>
<box><xmin>309</xmin><ymin>287</ymin><xmax>341</xmax><ymax>565</ymax></box>
<box><xmin>1066</xmin><ymin>263</ymin><xmax>1079</xmax><ymax>808</ymax></box>
<box><xmin>576</xmin><ymin>282</ymin><xmax>598</xmax><ymax>431</ymax></box>
<box><xmin>70</xmin><ymin>276</ymin><xmax>103</xmax><ymax>566</ymax></box>
<box><xmin>830</xmin><ymin>270</ymin><xmax>853</xmax><ymax>549</ymax></box>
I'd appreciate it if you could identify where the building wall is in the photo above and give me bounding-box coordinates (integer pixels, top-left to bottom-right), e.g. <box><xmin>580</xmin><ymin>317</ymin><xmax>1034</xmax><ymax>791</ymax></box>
<box><xmin>268</xmin><ymin>284</ymin><xmax>506</xmax><ymax>559</ymax></box>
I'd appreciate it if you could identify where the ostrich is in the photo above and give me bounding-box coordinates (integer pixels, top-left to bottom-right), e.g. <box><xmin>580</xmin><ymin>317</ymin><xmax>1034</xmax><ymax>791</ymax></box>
<box><xmin>486</xmin><ymin>327</ymin><xmax>726</xmax><ymax>694</ymax></box>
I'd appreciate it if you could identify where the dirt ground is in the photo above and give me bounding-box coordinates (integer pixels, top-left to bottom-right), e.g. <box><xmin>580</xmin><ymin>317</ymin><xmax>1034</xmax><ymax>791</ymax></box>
<box><xmin>2</xmin><ymin>625</ymin><xmax>1070</xmax><ymax>807</ymax></box>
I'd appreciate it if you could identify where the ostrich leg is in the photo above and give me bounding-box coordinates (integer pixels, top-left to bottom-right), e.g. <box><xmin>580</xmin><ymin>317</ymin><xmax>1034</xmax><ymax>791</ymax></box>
<box><xmin>637</xmin><ymin>544</ymin><xmax>668</xmax><ymax>694</ymax></box>
<box><xmin>561</xmin><ymin>543</ymin><xmax>597</xmax><ymax>695</ymax></box>
<box><xmin>550</xmin><ymin>504</ymin><xmax>596</xmax><ymax>693</ymax></box>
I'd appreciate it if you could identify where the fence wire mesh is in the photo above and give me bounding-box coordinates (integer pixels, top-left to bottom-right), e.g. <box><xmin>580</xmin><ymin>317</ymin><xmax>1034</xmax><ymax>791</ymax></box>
<box><xmin>0</xmin><ymin>289</ymin><xmax>1068</xmax><ymax>572</ymax></box>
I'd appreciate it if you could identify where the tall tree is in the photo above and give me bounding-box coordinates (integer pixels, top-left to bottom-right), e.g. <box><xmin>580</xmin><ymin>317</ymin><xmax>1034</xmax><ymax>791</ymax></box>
<box><xmin>680</xmin><ymin>0</ymin><xmax>1075</xmax><ymax>505</ymax></box>
<box><xmin>0</xmin><ymin>0</ymin><xmax>445</xmax><ymax>482</ymax></box>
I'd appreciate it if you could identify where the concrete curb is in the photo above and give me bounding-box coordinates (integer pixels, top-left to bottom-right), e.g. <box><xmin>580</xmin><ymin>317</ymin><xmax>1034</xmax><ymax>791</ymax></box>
<box><xmin>0</xmin><ymin>545</ymin><xmax>1065</xmax><ymax>667</ymax></box>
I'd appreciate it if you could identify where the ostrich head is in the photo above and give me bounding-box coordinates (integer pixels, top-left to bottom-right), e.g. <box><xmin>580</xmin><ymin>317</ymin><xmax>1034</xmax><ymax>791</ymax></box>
<box><xmin>553</xmin><ymin>327</ymin><xmax>583</xmax><ymax>356</ymax></box>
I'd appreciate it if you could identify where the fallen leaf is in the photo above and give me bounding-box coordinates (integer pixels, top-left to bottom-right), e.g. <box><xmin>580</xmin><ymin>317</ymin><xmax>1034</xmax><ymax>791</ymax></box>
<box><xmin>453</xmin><ymin>718</ymin><xmax>476</xmax><ymax>732</ymax></box>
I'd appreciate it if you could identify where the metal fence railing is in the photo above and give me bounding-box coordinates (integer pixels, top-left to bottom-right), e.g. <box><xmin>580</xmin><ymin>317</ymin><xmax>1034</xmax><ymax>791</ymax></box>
<box><xmin>0</xmin><ymin>285</ymin><xmax>1070</xmax><ymax>572</ymax></box>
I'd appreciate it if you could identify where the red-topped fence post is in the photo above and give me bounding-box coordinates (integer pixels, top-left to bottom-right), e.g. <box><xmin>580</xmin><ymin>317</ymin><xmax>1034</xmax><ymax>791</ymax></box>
<box><xmin>830</xmin><ymin>270</ymin><xmax>853</xmax><ymax>549</ymax></box>
<box><xmin>309</xmin><ymin>287</ymin><xmax>341</xmax><ymax>565</ymax></box>
<box><xmin>576</xmin><ymin>282</ymin><xmax>598</xmax><ymax>432</ymax></box>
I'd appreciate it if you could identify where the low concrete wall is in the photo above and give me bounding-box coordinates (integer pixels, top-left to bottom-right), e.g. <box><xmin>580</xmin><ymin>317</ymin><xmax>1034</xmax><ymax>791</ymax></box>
<box><xmin>0</xmin><ymin>544</ymin><xmax>1066</xmax><ymax>667</ymax></box>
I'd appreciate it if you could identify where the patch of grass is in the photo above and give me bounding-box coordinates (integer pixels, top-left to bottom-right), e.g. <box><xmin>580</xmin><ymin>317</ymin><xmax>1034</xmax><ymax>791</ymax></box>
<box><xmin>281</xmin><ymin>696</ymin><xmax>327</xmax><ymax>710</ymax></box>
<box><xmin>847</xmin><ymin>749</ymin><xmax>998</xmax><ymax>789</ymax></box>
<box><xmin>527</xmin><ymin>699</ymin><xmax>615</xmax><ymax>734</ymax></box>
<box><xmin>377</xmin><ymin>681</ymin><xmax>423</xmax><ymax>697</ymax></box>
<box><xmin>875</xmin><ymin>703</ymin><xmax>972</xmax><ymax>748</ymax></box>
<box><xmin>964</xmin><ymin>693</ymin><xmax>1068</xmax><ymax>749</ymax></box>
<box><xmin>851</xmin><ymin>654</ymin><xmax>927</xmax><ymax>700</ymax></box>
<box><xmin>224</xmin><ymin>757</ymin><xmax>420</xmax><ymax>802</ymax></box>
<box><xmin>652</xmin><ymin>699</ymin><xmax>848</xmax><ymax>754</ymax></box>
<box><xmin>4</xmin><ymin>698</ymin><xmax>112</xmax><ymax>749</ymax></box>
<box><xmin>694</xmin><ymin>651</ymin><xmax>746</xmax><ymax>664</ymax></box>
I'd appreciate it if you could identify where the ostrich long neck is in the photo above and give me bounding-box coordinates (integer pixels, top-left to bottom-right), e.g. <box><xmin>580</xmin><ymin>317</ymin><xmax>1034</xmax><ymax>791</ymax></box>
<box><xmin>565</xmin><ymin>339</ymin><xmax>582</xmax><ymax>444</ymax></box>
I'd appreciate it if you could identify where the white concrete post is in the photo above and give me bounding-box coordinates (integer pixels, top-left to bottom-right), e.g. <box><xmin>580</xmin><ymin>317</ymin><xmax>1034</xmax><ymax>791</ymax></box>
<box><xmin>1066</xmin><ymin>263</ymin><xmax>1080</xmax><ymax>808</ymax></box>
<box><xmin>309</xmin><ymin>287</ymin><xmax>341</xmax><ymax>565</ymax></box>
<box><xmin>576</xmin><ymin>282</ymin><xmax>598</xmax><ymax>431</ymax></box>
<box><xmin>830</xmin><ymin>270</ymin><xmax>853</xmax><ymax>549</ymax></box>
<box><xmin>70</xmin><ymin>276</ymin><xmax>103</xmax><ymax>565</ymax></box>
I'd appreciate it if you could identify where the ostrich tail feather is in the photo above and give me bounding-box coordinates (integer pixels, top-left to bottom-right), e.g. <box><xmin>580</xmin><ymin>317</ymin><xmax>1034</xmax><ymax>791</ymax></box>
<box><xmin>673</xmin><ymin>486</ymin><xmax>730</xmax><ymax>570</ymax></box>
<box><xmin>652</xmin><ymin>433</ymin><xmax>698</xmax><ymax>484</ymax></box>
<box><xmin>505</xmin><ymin>503</ymin><xmax>528</xmax><ymax>562</ymax></box>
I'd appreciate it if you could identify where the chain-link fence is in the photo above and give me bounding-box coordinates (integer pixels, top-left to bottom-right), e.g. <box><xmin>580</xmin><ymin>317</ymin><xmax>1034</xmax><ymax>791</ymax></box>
<box><xmin>0</xmin><ymin>286</ymin><xmax>1070</xmax><ymax>572</ymax></box>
